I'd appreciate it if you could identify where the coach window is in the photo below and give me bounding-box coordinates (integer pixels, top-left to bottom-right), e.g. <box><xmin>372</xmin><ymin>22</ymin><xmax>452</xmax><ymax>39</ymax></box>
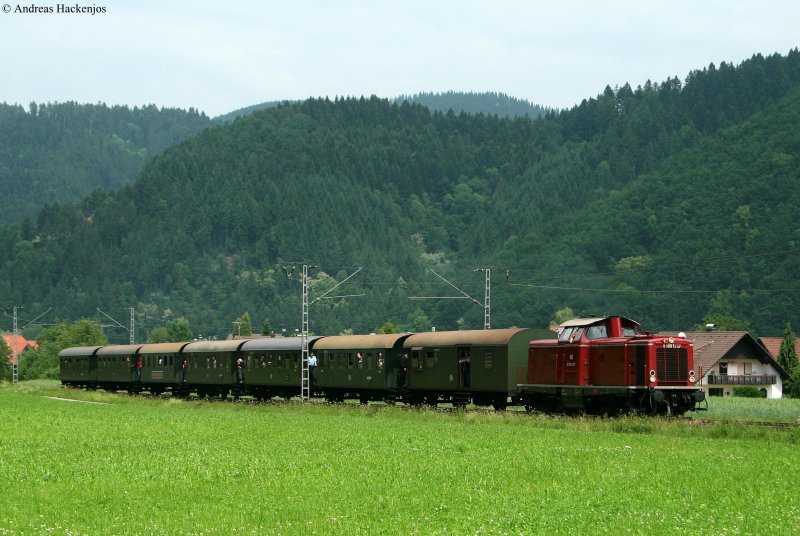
<box><xmin>377</xmin><ymin>352</ymin><xmax>384</xmax><ymax>370</ymax></box>
<box><xmin>411</xmin><ymin>350</ymin><xmax>420</xmax><ymax>369</ymax></box>
<box><xmin>366</xmin><ymin>353</ymin><xmax>373</xmax><ymax>369</ymax></box>
<box><xmin>425</xmin><ymin>351</ymin><xmax>436</xmax><ymax>369</ymax></box>
<box><xmin>484</xmin><ymin>352</ymin><xmax>494</xmax><ymax>370</ymax></box>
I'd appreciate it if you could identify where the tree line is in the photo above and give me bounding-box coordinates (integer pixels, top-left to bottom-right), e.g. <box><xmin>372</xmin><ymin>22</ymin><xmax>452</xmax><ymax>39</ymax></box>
<box><xmin>1</xmin><ymin>51</ymin><xmax>800</xmax><ymax>346</ymax></box>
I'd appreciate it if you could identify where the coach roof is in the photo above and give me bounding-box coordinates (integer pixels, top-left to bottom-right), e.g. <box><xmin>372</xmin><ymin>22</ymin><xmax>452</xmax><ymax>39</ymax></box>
<box><xmin>138</xmin><ymin>342</ymin><xmax>190</xmax><ymax>354</ymax></box>
<box><xmin>59</xmin><ymin>346</ymin><xmax>103</xmax><ymax>357</ymax></box>
<box><xmin>182</xmin><ymin>340</ymin><xmax>248</xmax><ymax>353</ymax></box>
<box><xmin>241</xmin><ymin>336</ymin><xmax>323</xmax><ymax>352</ymax></box>
<box><xmin>313</xmin><ymin>333</ymin><xmax>411</xmax><ymax>350</ymax></box>
<box><xmin>96</xmin><ymin>344</ymin><xmax>144</xmax><ymax>356</ymax></box>
<box><xmin>404</xmin><ymin>328</ymin><xmax>531</xmax><ymax>347</ymax></box>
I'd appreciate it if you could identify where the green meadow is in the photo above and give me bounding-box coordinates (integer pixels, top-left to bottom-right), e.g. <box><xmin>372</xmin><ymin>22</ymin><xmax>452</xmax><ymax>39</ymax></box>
<box><xmin>1</xmin><ymin>382</ymin><xmax>798</xmax><ymax>535</ymax></box>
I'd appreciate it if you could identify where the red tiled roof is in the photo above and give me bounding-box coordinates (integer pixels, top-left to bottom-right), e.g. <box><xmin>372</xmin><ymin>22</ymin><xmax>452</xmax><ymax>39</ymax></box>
<box><xmin>1</xmin><ymin>334</ymin><xmax>38</xmax><ymax>363</ymax></box>
<box><xmin>758</xmin><ymin>337</ymin><xmax>800</xmax><ymax>364</ymax></box>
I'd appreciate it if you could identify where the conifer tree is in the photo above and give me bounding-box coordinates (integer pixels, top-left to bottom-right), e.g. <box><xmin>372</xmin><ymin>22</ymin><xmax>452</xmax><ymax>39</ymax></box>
<box><xmin>0</xmin><ymin>336</ymin><xmax>12</xmax><ymax>381</ymax></box>
<box><xmin>778</xmin><ymin>322</ymin><xmax>799</xmax><ymax>397</ymax></box>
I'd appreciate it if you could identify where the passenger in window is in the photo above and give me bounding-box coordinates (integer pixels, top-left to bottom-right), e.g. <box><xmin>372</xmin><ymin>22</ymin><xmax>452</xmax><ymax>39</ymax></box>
<box><xmin>459</xmin><ymin>351</ymin><xmax>471</xmax><ymax>388</ymax></box>
<box><xmin>308</xmin><ymin>351</ymin><xmax>318</xmax><ymax>390</ymax></box>
<box><xmin>398</xmin><ymin>353</ymin><xmax>409</xmax><ymax>387</ymax></box>
<box><xmin>236</xmin><ymin>356</ymin><xmax>245</xmax><ymax>383</ymax></box>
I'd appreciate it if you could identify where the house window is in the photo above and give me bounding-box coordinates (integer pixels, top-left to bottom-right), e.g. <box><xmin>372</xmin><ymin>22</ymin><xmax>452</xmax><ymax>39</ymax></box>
<box><xmin>743</xmin><ymin>362</ymin><xmax>752</xmax><ymax>375</ymax></box>
<box><xmin>718</xmin><ymin>362</ymin><xmax>728</xmax><ymax>375</ymax></box>
<box><xmin>709</xmin><ymin>388</ymin><xmax>723</xmax><ymax>397</ymax></box>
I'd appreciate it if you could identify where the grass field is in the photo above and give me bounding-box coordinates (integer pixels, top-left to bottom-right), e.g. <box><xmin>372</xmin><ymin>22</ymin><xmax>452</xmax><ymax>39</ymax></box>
<box><xmin>1</xmin><ymin>382</ymin><xmax>798</xmax><ymax>535</ymax></box>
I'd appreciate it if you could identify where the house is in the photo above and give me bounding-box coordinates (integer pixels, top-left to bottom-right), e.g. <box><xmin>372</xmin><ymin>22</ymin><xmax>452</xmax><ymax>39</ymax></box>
<box><xmin>661</xmin><ymin>330</ymin><xmax>789</xmax><ymax>398</ymax></box>
<box><xmin>1</xmin><ymin>334</ymin><xmax>38</xmax><ymax>364</ymax></box>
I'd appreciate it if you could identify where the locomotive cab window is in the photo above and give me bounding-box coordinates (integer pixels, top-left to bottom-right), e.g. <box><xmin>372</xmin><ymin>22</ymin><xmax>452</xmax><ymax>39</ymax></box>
<box><xmin>558</xmin><ymin>327</ymin><xmax>584</xmax><ymax>343</ymax></box>
<box><xmin>586</xmin><ymin>325</ymin><xmax>607</xmax><ymax>340</ymax></box>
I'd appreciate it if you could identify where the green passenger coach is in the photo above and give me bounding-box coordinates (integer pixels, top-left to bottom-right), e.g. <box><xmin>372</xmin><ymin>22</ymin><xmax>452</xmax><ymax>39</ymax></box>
<box><xmin>96</xmin><ymin>344</ymin><xmax>142</xmax><ymax>392</ymax></box>
<box><xmin>59</xmin><ymin>346</ymin><xmax>103</xmax><ymax>388</ymax></box>
<box><xmin>182</xmin><ymin>340</ymin><xmax>249</xmax><ymax>399</ymax></box>
<box><xmin>239</xmin><ymin>336</ymin><xmax>323</xmax><ymax>400</ymax></box>
<box><xmin>136</xmin><ymin>342</ymin><xmax>190</xmax><ymax>395</ymax></box>
<box><xmin>402</xmin><ymin>328</ymin><xmax>551</xmax><ymax>409</ymax></box>
<box><xmin>312</xmin><ymin>333</ymin><xmax>411</xmax><ymax>404</ymax></box>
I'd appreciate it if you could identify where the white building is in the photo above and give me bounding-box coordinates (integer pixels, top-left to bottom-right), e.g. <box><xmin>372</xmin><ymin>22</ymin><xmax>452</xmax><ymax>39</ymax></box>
<box><xmin>670</xmin><ymin>331</ymin><xmax>790</xmax><ymax>399</ymax></box>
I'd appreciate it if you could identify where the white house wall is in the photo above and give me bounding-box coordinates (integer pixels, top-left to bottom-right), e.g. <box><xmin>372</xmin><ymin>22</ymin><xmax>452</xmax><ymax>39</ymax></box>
<box><xmin>702</xmin><ymin>359</ymin><xmax>784</xmax><ymax>399</ymax></box>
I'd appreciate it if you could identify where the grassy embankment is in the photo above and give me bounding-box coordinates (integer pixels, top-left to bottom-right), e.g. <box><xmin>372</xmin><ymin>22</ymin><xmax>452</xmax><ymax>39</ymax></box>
<box><xmin>1</xmin><ymin>381</ymin><xmax>798</xmax><ymax>535</ymax></box>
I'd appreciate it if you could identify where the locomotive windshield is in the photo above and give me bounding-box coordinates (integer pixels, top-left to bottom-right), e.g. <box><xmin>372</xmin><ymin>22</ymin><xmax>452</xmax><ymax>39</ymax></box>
<box><xmin>558</xmin><ymin>327</ymin><xmax>584</xmax><ymax>343</ymax></box>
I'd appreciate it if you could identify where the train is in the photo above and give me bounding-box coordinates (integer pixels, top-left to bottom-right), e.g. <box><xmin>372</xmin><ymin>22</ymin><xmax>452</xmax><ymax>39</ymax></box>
<box><xmin>59</xmin><ymin>315</ymin><xmax>706</xmax><ymax>415</ymax></box>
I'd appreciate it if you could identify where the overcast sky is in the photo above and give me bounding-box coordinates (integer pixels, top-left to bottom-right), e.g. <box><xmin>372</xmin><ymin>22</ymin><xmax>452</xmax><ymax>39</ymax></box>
<box><xmin>1</xmin><ymin>1</ymin><xmax>798</xmax><ymax>117</ymax></box>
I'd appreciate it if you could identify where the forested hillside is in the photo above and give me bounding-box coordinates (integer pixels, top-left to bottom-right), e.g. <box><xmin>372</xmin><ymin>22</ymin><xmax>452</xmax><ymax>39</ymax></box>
<box><xmin>394</xmin><ymin>91</ymin><xmax>552</xmax><ymax>118</ymax></box>
<box><xmin>1</xmin><ymin>51</ymin><xmax>799</xmax><ymax>342</ymax></box>
<box><xmin>214</xmin><ymin>92</ymin><xmax>550</xmax><ymax>124</ymax></box>
<box><xmin>0</xmin><ymin>102</ymin><xmax>212</xmax><ymax>224</ymax></box>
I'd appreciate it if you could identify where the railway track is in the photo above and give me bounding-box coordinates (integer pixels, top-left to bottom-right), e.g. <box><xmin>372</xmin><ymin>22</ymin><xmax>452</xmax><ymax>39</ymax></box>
<box><xmin>683</xmin><ymin>418</ymin><xmax>800</xmax><ymax>429</ymax></box>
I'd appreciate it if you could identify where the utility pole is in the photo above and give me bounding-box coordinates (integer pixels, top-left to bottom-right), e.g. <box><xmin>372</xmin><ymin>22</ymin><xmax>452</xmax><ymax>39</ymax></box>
<box><xmin>301</xmin><ymin>264</ymin><xmax>310</xmax><ymax>400</ymax></box>
<box><xmin>6</xmin><ymin>306</ymin><xmax>51</xmax><ymax>382</ymax></box>
<box><xmin>409</xmin><ymin>268</ymin><xmax>486</xmax><ymax>328</ymax></box>
<box><xmin>476</xmin><ymin>268</ymin><xmax>491</xmax><ymax>329</ymax></box>
<box><xmin>130</xmin><ymin>307</ymin><xmax>135</xmax><ymax>344</ymax></box>
<box><xmin>284</xmin><ymin>264</ymin><xmax>313</xmax><ymax>400</ymax></box>
<box><xmin>285</xmin><ymin>264</ymin><xmax>363</xmax><ymax>400</ymax></box>
<box><xmin>97</xmin><ymin>308</ymin><xmax>133</xmax><ymax>343</ymax></box>
<box><xmin>12</xmin><ymin>306</ymin><xmax>18</xmax><ymax>383</ymax></box>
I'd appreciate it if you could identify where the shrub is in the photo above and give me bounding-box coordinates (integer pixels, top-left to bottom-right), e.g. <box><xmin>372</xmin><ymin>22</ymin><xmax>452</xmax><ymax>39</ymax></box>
<box><xmin>732</xmin><ymin>386</ymin><xmax>762</xmax><ymax>398</ymax></box>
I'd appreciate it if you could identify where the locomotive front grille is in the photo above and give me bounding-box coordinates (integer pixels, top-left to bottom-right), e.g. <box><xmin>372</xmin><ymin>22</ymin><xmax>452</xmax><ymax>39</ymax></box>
<box><xmin>656</xmin><ymin>347</ymin><xmax>688</xmax><ymax>382</ymax></box>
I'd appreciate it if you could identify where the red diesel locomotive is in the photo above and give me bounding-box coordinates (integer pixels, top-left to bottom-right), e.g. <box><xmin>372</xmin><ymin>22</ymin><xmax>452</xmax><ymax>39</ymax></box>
<box><xmin>517</xmin><ymin>316</ymin><xmax>705</xmax><ymax>415</ymax></box>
